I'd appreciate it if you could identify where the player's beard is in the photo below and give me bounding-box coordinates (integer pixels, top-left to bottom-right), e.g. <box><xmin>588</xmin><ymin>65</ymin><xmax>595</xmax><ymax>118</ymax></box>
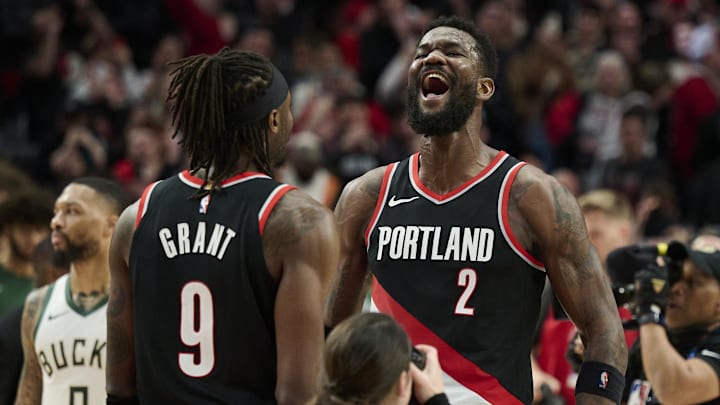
<box><xmin>406</xmin><ymin>77</ymin><xmax>477</xmax><ymax>137</ymax></box>
<box><xmin>53</xmin><ymin>232</ymin><xmax>99</xmax><ymax>265</ymax></box>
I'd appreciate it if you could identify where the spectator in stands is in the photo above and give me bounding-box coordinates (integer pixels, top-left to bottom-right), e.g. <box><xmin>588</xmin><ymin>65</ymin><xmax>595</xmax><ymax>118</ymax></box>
<box><xmin>0</xmin><ymin>237</ymin><xmax>68</xmax><ymax>405</ymax></box>
<box><xmin>0</xmin><ymin>188</ymin><xmax>55</xmax><ymax>316</ymax></box>
<box><xmin>111</xmin><ymin>119</ymin><xmax>182</xmax><ymax>198</ymax></box>
<box><xmin>278</xmin><ymin>131</ymin><xmax>341</xmax><ymax>208</ymax></box>
<box><xmin>592</xmin><ymin>105</ymin><xmax>670</xmax><ymax>206</ymax></box>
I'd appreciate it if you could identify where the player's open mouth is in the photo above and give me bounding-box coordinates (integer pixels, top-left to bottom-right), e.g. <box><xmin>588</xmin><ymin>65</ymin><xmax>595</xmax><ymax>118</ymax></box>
<box><xmin>421</xmin><ymin>72</ymin><xmax>450</xmax><ymax>100</ymax></box>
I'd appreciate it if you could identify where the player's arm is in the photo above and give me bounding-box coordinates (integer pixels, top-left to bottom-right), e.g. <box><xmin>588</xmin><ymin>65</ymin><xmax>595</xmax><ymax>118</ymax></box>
<box><xmin>639</xmin><ymin>323</ymin><xmax>720</xmax><ymax>404</ymax></box>
<box><xmin>15</xmin><ymin>287</ymin><xmax>48</xmax><ymax>405</ymax></box>
<box><xmin>511</xmin><ymin>165</ymin><xmax>627</xmax><ymax>405</ymax></box>
<box><xmin>106</xmin><ymin>202</ymin><xmax>139</xmax><ymax>400</ymax></box>
<box><xmin>324</xmin><ymin>166</ymin><xmax>386</xmax><ymax>327</ymax></box>
<box><xmin>263</xmin><ymin>190</ymin><xmax>339</xmax><ymax>405</ymax></box>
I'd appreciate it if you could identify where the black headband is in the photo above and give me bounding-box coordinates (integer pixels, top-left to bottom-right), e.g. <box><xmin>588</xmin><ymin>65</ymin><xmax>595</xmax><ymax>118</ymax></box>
<box><xmin>234</xmin><ymin>65</ymin><xmax>289</xmax><ymax>125</ymax></box>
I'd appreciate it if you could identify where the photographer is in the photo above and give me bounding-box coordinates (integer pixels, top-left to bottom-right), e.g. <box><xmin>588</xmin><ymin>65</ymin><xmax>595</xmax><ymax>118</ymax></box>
<box><xmin>319</xmin><ymin>312</ymin><xmax>450</xmax><ymax>405</ymax></box>
<box><xmin>626</xmin><ymin>241</ymin><xmax>720</xmax><ymax>404</ymax></box>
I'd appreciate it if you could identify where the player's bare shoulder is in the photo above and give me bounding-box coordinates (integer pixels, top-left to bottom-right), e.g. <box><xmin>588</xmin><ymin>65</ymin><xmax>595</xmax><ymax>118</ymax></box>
<box><xmin>21</xmin><ymin>285</ymin><xmax>51</xmax><ymax>339</ymax></box>
<box><xmin>334</xmin><ymin>165</ymin><xmax>388</xmax><ymax>227</ymax></box>
<box><xmin>261</xmin><ymin>188</ymin><xmax>337</xmax><ymax>260</ymax></box>
<box><xmin>507</xmin><ymin>164</ymin><xmax>583</xmax><ymax>252</ymax></box>
<box><xmin>111</xmin><ymin>200</ymin><xmax>140</xmax><ymax>264</ymax></box>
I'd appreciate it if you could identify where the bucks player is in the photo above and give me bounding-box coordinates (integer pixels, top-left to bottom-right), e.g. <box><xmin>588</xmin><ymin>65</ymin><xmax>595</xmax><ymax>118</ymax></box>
<box><xmin>15</xmin><ymin>178</ymin><xmax>128</xmax><ymax>405</ymax></box>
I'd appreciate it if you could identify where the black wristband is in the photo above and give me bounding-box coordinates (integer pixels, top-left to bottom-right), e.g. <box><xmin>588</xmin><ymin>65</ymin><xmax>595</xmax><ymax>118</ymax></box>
<box><xmin>107</xmin><ymin>394</ymin><xmax>140</xmax><ymax>405</ymax></box>
<box><xmin>423</xmin><ymin>393</ymin><xmax>450</xmax><ymax>405</ymax></box>
<box><xmin>637</xmin><ymin>304</ymin><xmax>662</xmax><ymax>325</ymax></box>
<box><xmin>637</xmin><ymin>311</ymin><xmax>662</xmax><ymax>325</ymax></box>
<box><xmin>575</xmin><ymin>361</ymin><xmax>624</xmax><ymax>404</ymax></box>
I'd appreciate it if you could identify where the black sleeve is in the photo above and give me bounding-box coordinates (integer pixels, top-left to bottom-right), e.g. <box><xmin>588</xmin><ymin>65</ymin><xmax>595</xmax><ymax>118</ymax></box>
<box><xmin>423</xmin><ymin>393</ymin><xmax>451</xmax><ymax>405</ymax></box>
<box><xmin>696</xmin><ymin>333</ymin><xmax>720</xmax><ymax>378</ymax></box>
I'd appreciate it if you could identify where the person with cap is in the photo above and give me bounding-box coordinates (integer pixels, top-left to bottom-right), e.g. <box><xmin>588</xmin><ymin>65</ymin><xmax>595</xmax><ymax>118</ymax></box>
<box><xmin>106</xmin><ymin>48</ymin><xmax>339</xmax><ymax>404</ymax></box>
<box><xmin>626</xmin><ymin>241</ymin><xmax>720</xmax><ymax>404</ymax></box>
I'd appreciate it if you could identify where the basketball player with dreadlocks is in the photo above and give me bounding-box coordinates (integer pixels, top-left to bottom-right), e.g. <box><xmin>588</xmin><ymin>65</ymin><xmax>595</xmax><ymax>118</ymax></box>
<box><xmin>106</xmin><ymin>49</ymin><xmax>339</xmax><ymax>404</ymax></box>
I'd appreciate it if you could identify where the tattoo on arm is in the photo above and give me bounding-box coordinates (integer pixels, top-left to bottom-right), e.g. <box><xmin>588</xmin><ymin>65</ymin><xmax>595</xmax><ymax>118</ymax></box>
<box><xmin>358</xmin><ymin>174</ymin><xmax>382</xmax><ymax>201</ymax></box>
<box><xmin>107</xmin><ymin>282</ymin><xmax>131</xmax><ymax>367</ymax></box>
<box><xmin>107</xmin><ymin>283</ymin><xmax>125</xmax><ymax>318</ymax></box>
<box><xmin>107</xmin><ymin>321</ymin><xmax>132</xmax><ymax>367</ymax></box>
<box><xmin>106</xmin><ymin>203</ymin><xmax>138</xmax><ymax>395</ymax></box>
<box><xmin>16</xmin><ymin>289</ymin><xmax>46</xmax><ymax>405</ymax></box>
<box><xmin>550</xmin><ymin>183</ymin><xmax>596</xmax><ymax>284</ymax></box>
<box><xmin>264</xmin><ymin>195</ymin><xmax>324</xmax><ymax>255</ymax></box>
<box><xmin>326</xmin><ymin>170</ymin><xmax>383</xmax><ymax>325</ymax></box>
<box><xmin>23</xmin><ymin>294</ymin><xmax>40</xmax><ymax>326</ymax></box>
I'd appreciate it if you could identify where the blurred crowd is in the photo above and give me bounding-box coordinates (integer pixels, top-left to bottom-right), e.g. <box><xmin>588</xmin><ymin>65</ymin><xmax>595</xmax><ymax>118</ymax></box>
<box><xmin>1</xmin><ymin>0</ymin><xmax>720</xmax><ymax>235</ymax></box>
<box><xmin>2</xmin><ymin>1</ymin><xmax>720</xmax><ymax>404</ymax></box>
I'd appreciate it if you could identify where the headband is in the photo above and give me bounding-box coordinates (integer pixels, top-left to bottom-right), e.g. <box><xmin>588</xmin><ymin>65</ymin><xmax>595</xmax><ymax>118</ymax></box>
<box><xmin>234</xmin><ymin>65</ymin><xmax>289</xmax><ymax>125</ymax></box>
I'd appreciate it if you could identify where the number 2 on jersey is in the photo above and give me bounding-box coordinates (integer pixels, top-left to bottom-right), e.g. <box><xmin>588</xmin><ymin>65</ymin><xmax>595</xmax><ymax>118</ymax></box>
<box><xmin>455</xmin><ymin>268</ymin><xmax>477</xmax><ymax>316</ymax></box>
<box><xmin>178</xmin><ymin>281</ymin><xmax>215</xmax><ymax>377</ymax></box>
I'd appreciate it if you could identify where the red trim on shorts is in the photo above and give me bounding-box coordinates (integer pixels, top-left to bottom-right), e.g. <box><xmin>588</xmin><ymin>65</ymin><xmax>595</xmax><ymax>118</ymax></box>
<box><xmin>411</xmin><ymin>151</ymin><xmax>507</xmax><ymax>202</ymax></box>
<box><xmin>179</xmin><ymin>170</ymin><xmax>269</xmax><ymax>187</ymax></box>
<box><xmin>258</xmin><ymin>185</ymin><xmax>296</xmax><ymax>236</ymax></box>
<box><xmin>500</xmin><ymin>163</ymin><xmax>544</xmax><ymax>268</ymax></box>
<box><xmin>363</xmin><ymin>163</ymin><xmax>396</xmax><ymax>246</ymax></box>
<box><xmin>371</xmin><ymin>277</ymin><xmax>522</xmax><ymax>404</ymax></box>
<box><xmin>135</xmin><ymin>181</ymin><xmax>160</xmax><ymax>229</ymax></box>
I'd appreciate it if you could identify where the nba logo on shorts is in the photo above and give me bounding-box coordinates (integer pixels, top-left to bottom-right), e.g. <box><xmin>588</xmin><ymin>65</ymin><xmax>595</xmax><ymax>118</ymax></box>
<box><xmin>199</xmin><ymin>194</ymin><xmax>211</xmax><ymax>214</ymax></box>
<box><xmin>599</xmin><ymin>371</ymin><xmax>609</xmax><ymax>389</ymax></box>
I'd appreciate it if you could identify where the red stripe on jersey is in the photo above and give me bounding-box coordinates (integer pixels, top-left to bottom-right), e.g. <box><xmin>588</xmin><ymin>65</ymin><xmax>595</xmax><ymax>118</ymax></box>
<box><xmin>371</xmin><ymin>277</ymin><xmax>522</xmax><ymax>404</ymax></box>
<box><xmin>135</xmin><ymin>181</ymin><xmax>160</xmax><ymax>229</ymax></box>
<box><xmin>258</xmin><ymin>185</ymin><xmax>295</xmax><ymax>236</ymax></box>
<box><xmin>500</xmin><ymin>163</ymin><xmax>543</xmax><ymax>268</ymax></box>
<box><xmin>363</xmin><ymin>163</ymin><xmax>396</xmax><ymax>246</ymax></box>
<box><xmin>179</xmin><ymin>170</ymin><xmax>269</xmax><ymax>187</ymax></box>
<box><xmin>411</xmin><ymin>151</ymin><xmax>507</xmax><ymax>202</ymax></box>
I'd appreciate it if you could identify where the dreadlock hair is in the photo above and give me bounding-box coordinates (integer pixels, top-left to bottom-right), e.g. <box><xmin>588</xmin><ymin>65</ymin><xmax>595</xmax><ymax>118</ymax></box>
<box><xmin>167</xmin><ymin>48</ymin><xmax>276</xmax><ymax>192</ymax></box>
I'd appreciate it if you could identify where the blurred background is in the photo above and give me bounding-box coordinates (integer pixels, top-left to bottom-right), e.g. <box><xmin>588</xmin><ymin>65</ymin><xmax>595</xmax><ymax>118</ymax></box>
<box><xmin>1</xmin><ymin>0</ymin><xmax>719</xmax><ymax>239</ymax></box>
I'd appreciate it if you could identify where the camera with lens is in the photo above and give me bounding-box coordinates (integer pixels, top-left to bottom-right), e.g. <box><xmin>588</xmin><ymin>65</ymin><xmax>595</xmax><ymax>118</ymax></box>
<box><xmin>606</xmin><ymin>243</ymin><xmax>682</xmax><ymax>309</ymax></box>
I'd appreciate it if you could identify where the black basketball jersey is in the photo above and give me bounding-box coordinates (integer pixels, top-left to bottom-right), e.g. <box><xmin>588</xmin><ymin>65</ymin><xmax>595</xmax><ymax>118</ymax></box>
<box><xmin>366</xmin><ymin>151</ymin><xmax>546</xmax><ymax>405</ymax></box>
<box><xmin>130</xmin><ymin>170</ymin><xmax>294</xmax><ymax>404</ymax></box>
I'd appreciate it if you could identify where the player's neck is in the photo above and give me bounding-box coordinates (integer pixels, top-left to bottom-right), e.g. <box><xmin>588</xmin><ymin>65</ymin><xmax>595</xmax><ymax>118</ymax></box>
<box><xmin>418</xmin><ymin>128</ymin><xmax>495</xmax><ymax>194</ymax></box>
<box><xmin>69</xmin><ymin>252</ymin><xmax>110</xmax><ymax>297</ymax></box>
<box><xmin>192</xmin><ymin>161</ymin><xmax>263</xmax><ymax>180</ymax></box>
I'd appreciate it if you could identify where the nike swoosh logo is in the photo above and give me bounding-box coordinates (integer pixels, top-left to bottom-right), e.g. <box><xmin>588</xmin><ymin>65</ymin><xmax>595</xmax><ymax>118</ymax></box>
<box><xmin>47</xmin><ymin>311</ymin><xmax>69</xmax><ymax>320</ymax></box>
<box><xmin>388</xmin><ymin>195</ymin><xmax>420</xmax><ymax>207</ymax></box>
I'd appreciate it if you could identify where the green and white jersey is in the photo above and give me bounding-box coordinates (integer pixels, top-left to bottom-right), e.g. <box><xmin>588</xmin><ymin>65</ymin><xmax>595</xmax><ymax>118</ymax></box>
<box><xmin>33</xmin><ymin>274</ymin><xmax>107</xmax><ymax>405</ymax></box>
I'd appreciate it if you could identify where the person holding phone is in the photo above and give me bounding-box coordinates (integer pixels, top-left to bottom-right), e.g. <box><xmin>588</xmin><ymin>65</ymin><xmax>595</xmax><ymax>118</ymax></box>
<box><xmin>319</xmin><ymin>312</ymin><xmax>449</xmax><ymax>405</ymax></box>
